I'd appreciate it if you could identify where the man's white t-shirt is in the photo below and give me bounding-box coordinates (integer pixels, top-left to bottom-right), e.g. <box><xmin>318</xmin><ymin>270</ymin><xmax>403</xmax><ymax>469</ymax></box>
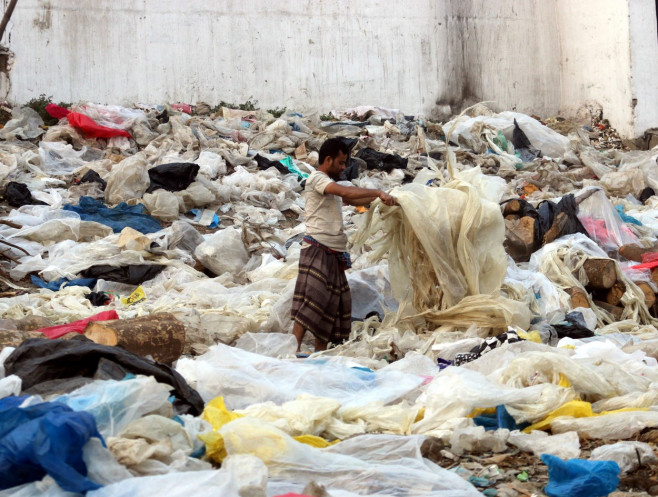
<box><xmin>304</xmin><ymin>171</ymin><xmax>347</xmax><ymax>251</ymax></box>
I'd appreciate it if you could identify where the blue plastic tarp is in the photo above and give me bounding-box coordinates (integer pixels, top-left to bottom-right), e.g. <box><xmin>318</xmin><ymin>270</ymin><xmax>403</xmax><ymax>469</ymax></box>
<box><xmin>0</xmin><ymin>396</ymin><xmax>104</xmax><ymax>492</ymax></box>
<box><xmin>63</xmin><ymin>196</ymin><xmax>162</xmax><ymax>234</ymax></box>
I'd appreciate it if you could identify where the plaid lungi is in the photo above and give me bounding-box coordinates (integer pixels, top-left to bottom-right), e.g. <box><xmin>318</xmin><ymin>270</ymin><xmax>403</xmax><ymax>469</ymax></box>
<box><xmin>291</xmin><ymin>244</ymin><xmax>352</xmax><ymax>344</ymax></box>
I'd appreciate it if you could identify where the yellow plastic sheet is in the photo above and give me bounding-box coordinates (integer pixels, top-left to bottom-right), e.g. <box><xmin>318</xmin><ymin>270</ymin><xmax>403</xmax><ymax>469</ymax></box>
<box><xmin>198</xmin><ymin>396</ymin><xmax>339</xmax><ymax>463</ymax></box>
<box><xmin>524</xmin><ymin>399</ymin><xmax>648</xmax><ymax>433</ymax></box>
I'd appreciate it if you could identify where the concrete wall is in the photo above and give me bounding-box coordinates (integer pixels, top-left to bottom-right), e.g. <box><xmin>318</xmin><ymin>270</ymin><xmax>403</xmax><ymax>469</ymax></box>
<box><xmin>629</xmin><ymin>0</ymin><xmax>658</xmax><ymax>135</ymax></box>
<box><xmin>555</xmin><ymin>0</ymin><xmax>635</xmax><ymax>136</ymax></box>
<box><xmin>0</xmin><ymin>0</ymin><xmax>656</xmax><ymax>137</ymax></box>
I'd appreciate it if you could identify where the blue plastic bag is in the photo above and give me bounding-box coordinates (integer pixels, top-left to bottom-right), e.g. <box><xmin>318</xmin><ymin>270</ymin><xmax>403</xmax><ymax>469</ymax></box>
<box><xmin>0</xmin><ymin>397</ymin><xmax>104</xmax><ymax>492</ymax></box>
<box><xmin>541</xmin><ymin>454</ymin><xmax>619</xmax><ymax>497</ymax></box>
<box><xmin>473</xmin><ymin>405</ymin><xmax>530</xmax><ymax>432</ymax></box>
<box><xmin>63</xmin><ymin>196</ymin><xmax>162</xmax><ymax>234</ymax></box>
<box><xmin>31</xmin><ymin>276</ymin><xmax>97</xmax><ymax>292</ymax></box>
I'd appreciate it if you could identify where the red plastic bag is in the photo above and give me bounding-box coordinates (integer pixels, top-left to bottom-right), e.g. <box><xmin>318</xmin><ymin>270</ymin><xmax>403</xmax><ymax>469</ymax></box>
<box><xmin>37</xmin><ymin>310</ymin><xmax>119</xmax><ymax>339</ymax></box>
<box><xmin>45</xmin><ymin>103</ymin><xmax>70</xmax><ymax>120</ymax></box>
<box><xmin>631</xmin><ymin>252</ymin><xmax>658</xmax><ymax>271</ymax></box>
<box><xmin>67</xmin><ymin>112</ymin><xmax>131</xmax><ymax>139</ymax></box>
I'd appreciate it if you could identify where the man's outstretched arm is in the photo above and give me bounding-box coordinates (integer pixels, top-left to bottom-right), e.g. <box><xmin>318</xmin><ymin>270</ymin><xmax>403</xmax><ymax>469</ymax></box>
<box><xmin>324</xmin><ymin>183</ymin><xmax>398</xmax><ymax>206</ymax></box>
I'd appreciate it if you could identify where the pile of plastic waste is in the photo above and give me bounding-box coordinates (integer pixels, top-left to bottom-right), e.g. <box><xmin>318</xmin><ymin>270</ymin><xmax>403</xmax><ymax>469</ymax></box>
<box><xmin>0</xmin><ymin>100</ymin><xmax>657</xmax><ymax>496</ymax></box>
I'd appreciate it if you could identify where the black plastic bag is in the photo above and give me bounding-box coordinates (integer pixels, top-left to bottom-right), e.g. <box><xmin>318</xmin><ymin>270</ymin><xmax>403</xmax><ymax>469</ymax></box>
<box><xmin>254</xmin><ymin>154</ymin><xmax>289</xmax><ymax>175</ymax></box>
<box><xmin>512</xmin><ymin>119</ymin><xmax>541</xmax><ymax>162</ymax></box>
<box><xmin>338</xmin><ymin>137</ymin><xmax>361</xmax><ymax>181</ymax></box>
<box><xmin>79</xmin><ymin>169</ymin><xmax>107</xmax><ymax>190</ymax></box>
<box><xmin>80</xmin><ymin>264</ymin><xmax>165</xmax><ymax>285</ymax></box>
<box><xmin>640</xmin><ymin>187</ymin><xmax>655</xmax><ymax>204</ymax></box>
<box><xmin>3</xmin><ymin>182</ymin><xmax>47</xmax><ymax>208</ymax></box>
<box><xmin>356</xmin><ymin>148</ymin><xmax>408</xmax><ymax>172</ymax></box>
<box><xmin>146</xmin><ymin>162</ymin><xmax>200</xmax><ymax>193</ymax></box>
<box><xmin>4</xmin><ymin>337</ymin><xmax>204</xmax><ymax>415</ymax></box>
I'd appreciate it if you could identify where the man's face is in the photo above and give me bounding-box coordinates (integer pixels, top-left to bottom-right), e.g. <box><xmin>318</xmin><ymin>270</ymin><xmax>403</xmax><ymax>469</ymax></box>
<box><xmin>326</xmin><ymin>151</ymin><xmax>348</xmax><ymax>180</ymax></box>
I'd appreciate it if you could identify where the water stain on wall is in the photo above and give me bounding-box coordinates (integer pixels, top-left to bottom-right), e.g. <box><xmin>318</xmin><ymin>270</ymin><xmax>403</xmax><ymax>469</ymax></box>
<box><xmin>33</xmin><ymin>1</ymin><xmax>52</xmax><ymax>31</ymax></box>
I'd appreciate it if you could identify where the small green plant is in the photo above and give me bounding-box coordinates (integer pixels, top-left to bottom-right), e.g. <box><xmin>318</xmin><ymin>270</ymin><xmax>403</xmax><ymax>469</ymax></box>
<box><xmin>267</xmin><ymin>107</ymin><xmax>286</xmax><ymax>118</ymax></box>
<box><xmin>25</xmin><ymin>93</ymin><xmax>56</xmax><ymax>125</ymax></box>
<box><xmin>320</xmin><ymin>113</ymin><xmax>334</xmax><ymax>121</ymax></box>
<box><xmin>212</xmin><ymin>98</ymin><xmax>259</xmax><ymax>113</ymax></box>
<box><xmin>238</xmin><ymin>99</ymin><xmax>258</xmax><ymax>111</ymax></box>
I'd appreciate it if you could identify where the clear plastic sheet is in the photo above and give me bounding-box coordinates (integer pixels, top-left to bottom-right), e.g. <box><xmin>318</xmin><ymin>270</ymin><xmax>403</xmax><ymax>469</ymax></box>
<box><xmin>175</xmin><ymin>343</ymin><xmax>424</xmax><ymax>409</ymax></box>
<box><xmin>55</xmin><ymin>376</ymin><xmax>173</xmax><ymax>437</ymax></box>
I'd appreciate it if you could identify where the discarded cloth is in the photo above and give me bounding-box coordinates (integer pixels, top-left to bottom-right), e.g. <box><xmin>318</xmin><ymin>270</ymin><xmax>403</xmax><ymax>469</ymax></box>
<box><xmin>0</xmin><ymin>396</ymin><xmax>103</xmax><ymax>492</ymax></box>
<box><xmin>63</xmin><ymin>196</ymin><xmax>162</xmax><ymax>234</ymax></box>
<box><xmin>4</xmin><ymin>338</ymin><xmax>204</xmax><ymax>415</ymax></box>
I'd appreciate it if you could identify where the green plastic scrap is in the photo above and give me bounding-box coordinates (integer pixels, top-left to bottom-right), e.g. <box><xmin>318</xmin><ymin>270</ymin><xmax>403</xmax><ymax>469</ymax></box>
<box><xmin>516</xmin><ymin>470</ymin><xmax>529</xmax><ymax>482</ymax></box>
<box><xmin>493</xmin><ymin>130</ymin><xmax>511</xmax><ymax>154</ymax></box>
<box><xmin>279</xmin><ymin>156</ymin><xmax>309</xmax><ymax>179</ymax></box>
<box><xmin>482</xmin><ymin>489</ymin><xmax>498</xmax><ymax>497</ymax></box>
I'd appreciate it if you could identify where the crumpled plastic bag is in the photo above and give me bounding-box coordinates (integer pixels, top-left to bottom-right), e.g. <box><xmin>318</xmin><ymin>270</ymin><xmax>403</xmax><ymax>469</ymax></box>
<box><xmin>508</xmin><ymin>430</ymin><xmax>581</xmax><ymax>460</ymax></box>
<box><xmin>0</xmin><ymin>107</ymin><xmax>44</xmax><ymax>140</ymax></box>
<box><xmin>38</xmin><ymin>141</ymin><xmax>88</xmax><ymax>176</ymax></box>
<box><xmin>589</xmin><ymin>441</ymin><xmax>657</xmax><ymax>475</ymax></box>
<box><xmin>104</xmin><ymin>153</ymin><xmax>150</xmax><ymax>204</ymax></box>
<box><xmin>55</xmin><ymin>376</ymin><xmax>174</xmax><ymax>437</ymax></box>
<box><xmin>106</xmin><ymin>414</ymin><xmax>211</xmax><ymax>476</ymax></box>
<box><xmin>0</xmin><ymin>375</ymin><xmax>21</xmax><ymax>399</ymax></box>
<box><xmin>413</xmin><ymin>366</ymin><xmax>575</xmax><ymax>435</ymax></box>
<box><xmin>449</xmin><ymin>425</ymin><xmax>509</xmax><ymax>455</ymax></box>
<box><xmin>143</xmin><ymin>190</ymin><xmax>180</xmax><ymax>222</ymax></box>
<box><xmin>541</xmin><ymin>454</ymin><xmax>619</xmax><ymax>497</ymax></box>
<box><xmin>194</xmin><ymin>227</ymin><xmax>249</xmax><ymax>277</ymax></box>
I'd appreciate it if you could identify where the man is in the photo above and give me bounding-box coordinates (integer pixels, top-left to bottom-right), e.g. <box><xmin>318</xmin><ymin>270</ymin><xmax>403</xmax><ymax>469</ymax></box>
<box><xmin>291</xmin><ymin>138</ymin><xmax>398</xmax><ymax>354</ymax></box>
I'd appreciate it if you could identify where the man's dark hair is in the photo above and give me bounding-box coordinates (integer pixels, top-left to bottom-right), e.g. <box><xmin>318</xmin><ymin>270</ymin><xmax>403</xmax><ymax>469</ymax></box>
<box><xmin>318</xmin><ymin>138</ymin><xmax>349</xmax><ymax>165</ymax></box>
